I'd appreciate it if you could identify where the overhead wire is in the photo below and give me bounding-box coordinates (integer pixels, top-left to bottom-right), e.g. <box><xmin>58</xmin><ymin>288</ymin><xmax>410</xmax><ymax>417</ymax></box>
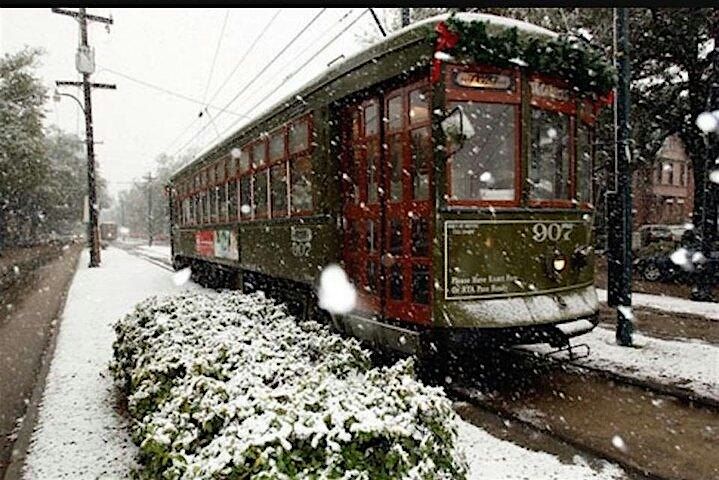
<box><xmin>201</xmin><ymin>9</ymin><xmax>231</xmax><ymax>106</ymax></box>
<box><xmin>203</xmin><ymin>9</ymin><xmax>283</xmax><ymax>109</ymax></box>
<box><xmin>173</xmin><ymin>8</ymin><xmax>327</xmax><ymax>158</ymax></box>
<box><xmin>199</xmin><ymin>8</ymin><xmax>368</xmax><ymax>156</ymax></box>
<box><xmin>97</xmin><ymin>64</ymin><xmax>251</xmax><ymax>118</ymax></box>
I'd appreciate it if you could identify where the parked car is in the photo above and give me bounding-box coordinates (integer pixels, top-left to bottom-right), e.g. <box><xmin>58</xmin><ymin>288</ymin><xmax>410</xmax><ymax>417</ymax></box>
<box><xmin>635</xmin><ymin>240</ymin><xmax>719</xmax><ymax>283</ymax></box>
<box><xmin>637</xmin><ymin>224</ymin><xmax>681</xmax><ymax>246</ymax></box>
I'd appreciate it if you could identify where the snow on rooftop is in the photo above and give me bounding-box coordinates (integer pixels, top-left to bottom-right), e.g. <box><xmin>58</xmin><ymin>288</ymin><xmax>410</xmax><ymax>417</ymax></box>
<box><xmin>184</xmin><ymin>12</ymin><xmax>558</xmax><ymax>170</ymax></box>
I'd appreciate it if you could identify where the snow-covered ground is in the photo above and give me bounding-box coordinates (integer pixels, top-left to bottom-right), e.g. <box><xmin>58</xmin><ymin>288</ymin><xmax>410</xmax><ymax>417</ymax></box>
<box><xmin>525</xmin><ymin>325</ymin><xmax>719</xmax><ymax>402</ymax></box>
<box><xmin>597</xmin><ymin>288</ymin><xmax>719</xmax><ymax>321</ymax></box>
<box><xmin>18</xmin><ymin>246</ymin><xmax>629</xmax><ymax>479</ymax></box>
<box><xmin>21</xmin><ymin>247</ymin><xmax>199</xmax><ymax>479</ymax></box>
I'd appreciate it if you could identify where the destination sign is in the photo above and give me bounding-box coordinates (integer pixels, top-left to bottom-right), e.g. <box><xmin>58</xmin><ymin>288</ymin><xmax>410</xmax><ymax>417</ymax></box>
<box><xmin>454</xmin><ymin>72</ymin><xmax>513</xmax><ymax>90</ymax></box>
<box><xmin>530</xmin><ymin>80</ymin><xmax>571</xmax><ymax>102</ymax></box>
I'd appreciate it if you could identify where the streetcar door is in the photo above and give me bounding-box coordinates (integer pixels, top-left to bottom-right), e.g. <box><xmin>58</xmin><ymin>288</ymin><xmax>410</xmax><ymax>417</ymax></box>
<box><xmin>340</xmin><ymin>98</ymin><xmax>383</xmax><ymax>316</ymax></box>
<box><xmin>339</xmin><ymin>82</ymin><xmax>432</xmax><ymax>325</ymax></box>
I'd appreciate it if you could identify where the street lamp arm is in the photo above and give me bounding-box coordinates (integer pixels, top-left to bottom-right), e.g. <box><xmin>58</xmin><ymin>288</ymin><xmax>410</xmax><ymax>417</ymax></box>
<box><xmin>53</xmin><ymin>90</ymin><xmax>85</xmax><ymax>114</ymax></box>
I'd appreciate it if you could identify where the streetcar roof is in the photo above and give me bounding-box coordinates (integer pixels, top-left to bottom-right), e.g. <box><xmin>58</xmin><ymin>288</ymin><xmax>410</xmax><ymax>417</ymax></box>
<box><xmin>171</xmin><ymin>13</ymin><xmax>558</xmax><ymax>181</ymax></box>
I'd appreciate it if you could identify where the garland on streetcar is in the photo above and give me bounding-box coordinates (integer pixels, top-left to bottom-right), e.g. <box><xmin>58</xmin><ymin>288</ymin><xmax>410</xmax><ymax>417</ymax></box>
<box><xmin>168</xmin><ymin>13</ymin><xmax>614</xmax><ymax>356</ymax></box>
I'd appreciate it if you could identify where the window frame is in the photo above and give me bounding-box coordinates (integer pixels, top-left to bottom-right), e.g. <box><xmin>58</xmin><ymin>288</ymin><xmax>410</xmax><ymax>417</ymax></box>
<box><xmin>527</xmin><ymin>73</ymin><xmax>577</xmax><ymax>208</ymax></box>
<box><xmin>444</xmin><ymin>64</ymin><xmax>522</xmax><ymax>208</ymax></box>
<box><xmin>288</xmin><ymin>114</ymin><xmax>314</xmax><ymax>216</ymax></box>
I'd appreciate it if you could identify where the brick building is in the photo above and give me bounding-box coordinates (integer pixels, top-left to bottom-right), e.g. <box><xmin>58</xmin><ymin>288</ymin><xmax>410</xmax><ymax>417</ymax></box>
<box><xmin>632</xmin><ymin>133</ymin><xmax>694</xmax><ymax>229</ymax></box>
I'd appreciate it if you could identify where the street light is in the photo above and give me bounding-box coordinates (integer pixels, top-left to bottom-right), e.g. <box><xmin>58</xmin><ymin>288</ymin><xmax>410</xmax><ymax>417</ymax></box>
<box><xmin>53</xmin><ymin>88</ymin><xmax>85</xmax><ymax>113</ymax></box>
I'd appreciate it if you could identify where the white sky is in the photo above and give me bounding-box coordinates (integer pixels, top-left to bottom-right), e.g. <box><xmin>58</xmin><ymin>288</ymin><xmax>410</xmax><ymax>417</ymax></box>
<box><xmin>0</xmin><ymin>8</ymin><xmax>393</xmax><ymax>199</ymax></box>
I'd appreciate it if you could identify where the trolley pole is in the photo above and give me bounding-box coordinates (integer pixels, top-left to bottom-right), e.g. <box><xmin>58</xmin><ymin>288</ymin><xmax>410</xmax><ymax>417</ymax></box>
<box><xmin>607</xmin><ymin>8</ymin><xmax>633</xmax><ymax>346</ymax></box>
<box><xmin>52</xmin><ymin>7</ymin><xmax>114</xmax><ymax>268</ymax></box>
<box><xmin>144</xmin><ymin>172</ymin><xmax>155</xmax><ymax>247</ymax></box>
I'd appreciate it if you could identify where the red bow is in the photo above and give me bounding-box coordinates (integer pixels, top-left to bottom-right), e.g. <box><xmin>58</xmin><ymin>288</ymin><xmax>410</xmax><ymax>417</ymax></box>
<box><xmin>431</xmin><ymin>21</ymin><xmax>460</xmax><ymax>84</ymax></box>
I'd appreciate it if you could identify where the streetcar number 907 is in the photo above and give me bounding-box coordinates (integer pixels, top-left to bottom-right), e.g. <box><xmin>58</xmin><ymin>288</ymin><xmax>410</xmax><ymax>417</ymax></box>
<box><xmin>531</xmin><ymin>222</ymin><xmax>574</xmax><ymax>242</ymax></box>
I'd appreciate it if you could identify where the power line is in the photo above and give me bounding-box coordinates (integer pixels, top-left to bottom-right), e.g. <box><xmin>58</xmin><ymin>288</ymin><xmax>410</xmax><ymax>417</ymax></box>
<box><xmin>205</xmin><ymin>9</ymin><xmax>283</xmax><ymax>108</ymax></box>
<box><xmin>173</xmin><ymin>8</ymin><xmax>327</xmax><ymax>158</ymax></box>
<box><xmin>200</xmin><ymin>9</ymin><xmax>368</xmax><ymax>156</ymax></box>
<box><xmin>96</xmin><ymin>64</ymin><xmax>251</xmax><ymax>118</ymax></box>
<box><xmin>161</xmin><ymin>10</ymin><xmax>282</xmax><ymax>160</ymax></box>
<box><xmin>202</xmin><ymin>9</ymin><xmax>230</xmax><ymax>106</ymax></box>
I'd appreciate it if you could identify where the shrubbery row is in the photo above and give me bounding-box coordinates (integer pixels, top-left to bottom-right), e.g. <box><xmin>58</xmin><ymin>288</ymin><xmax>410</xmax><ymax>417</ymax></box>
<box><xmin>111</xmin><ymin>291</ymin><xmax>468</xmax><ymax>479</ymax></box>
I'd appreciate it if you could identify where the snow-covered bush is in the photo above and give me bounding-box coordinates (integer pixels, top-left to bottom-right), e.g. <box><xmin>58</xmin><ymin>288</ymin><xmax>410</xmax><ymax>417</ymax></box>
<box><xmin>111</xmin><ymin>290</ymin><xmax>467</xmax><ymax>479</ymax></box>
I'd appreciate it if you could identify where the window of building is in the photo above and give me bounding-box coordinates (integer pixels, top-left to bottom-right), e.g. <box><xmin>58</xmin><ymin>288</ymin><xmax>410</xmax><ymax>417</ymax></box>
<box><xmin>529</xmin><ymin>108</ymin><xmax>570</xmax><ymax>200</ymax></box>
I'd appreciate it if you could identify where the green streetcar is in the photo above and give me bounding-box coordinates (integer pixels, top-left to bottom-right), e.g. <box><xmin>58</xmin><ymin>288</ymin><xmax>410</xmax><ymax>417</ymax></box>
<box><xmin>168</xmin><ymin>13</ymin><xmax>614</xmax><ymax>357</ymax></box>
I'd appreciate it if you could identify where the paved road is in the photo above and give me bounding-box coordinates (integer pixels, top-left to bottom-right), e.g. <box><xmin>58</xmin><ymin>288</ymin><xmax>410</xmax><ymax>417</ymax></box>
<box><xmin>0</xmin><ymin>244</ymin><xmax>82</xmax><ymax>478</ymax></box>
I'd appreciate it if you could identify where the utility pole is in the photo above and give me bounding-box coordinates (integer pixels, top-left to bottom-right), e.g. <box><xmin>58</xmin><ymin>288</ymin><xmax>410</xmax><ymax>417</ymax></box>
<box><xmin>144</xmin><ymin>172</ymin><xmax>155</xmax><ymax>247</ymax></box>
<box><xmin>694</xmin><ymin>11</ymin><xmax>719</xmax><ymax>301</ymax></box>
<box><xmin>401</xmin><ymin>8</ymin><xmax>410</xmax><ymax>27</ymax></box>
<box><xmin>607</xmin><ymin>8</ymin><xmax>633</xmax><ymax>346</ymax></box>
<box><xmin>52</xmin><ymin>8</ymin><xmax>115</xmax><ymax>268</ymax></box>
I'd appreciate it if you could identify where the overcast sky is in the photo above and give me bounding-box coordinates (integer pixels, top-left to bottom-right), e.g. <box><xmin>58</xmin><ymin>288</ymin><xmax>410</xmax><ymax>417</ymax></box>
<box><xmin>1</xmin><ymin>8</ymin><xmax>394</xmax><ymax>198</ymax></box>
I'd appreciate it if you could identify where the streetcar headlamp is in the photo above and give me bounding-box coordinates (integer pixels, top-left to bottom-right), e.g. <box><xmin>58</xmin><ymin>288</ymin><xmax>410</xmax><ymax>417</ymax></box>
<box><xmin>552</xmin><ymin>256</ymin><xmax>567</xmax><ymax>272</ymax></box>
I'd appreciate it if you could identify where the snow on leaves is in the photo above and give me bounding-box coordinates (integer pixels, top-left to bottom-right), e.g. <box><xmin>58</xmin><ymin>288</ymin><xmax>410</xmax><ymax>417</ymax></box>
<box><xmin>111</xmin><ymin>291</ymin><xmax>467</xmax><ymax>479</ymax></box>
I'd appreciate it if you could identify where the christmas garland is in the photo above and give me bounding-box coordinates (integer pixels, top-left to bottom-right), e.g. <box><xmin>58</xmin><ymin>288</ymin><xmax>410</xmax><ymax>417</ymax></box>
<box><xmin>434</xmin><ymin>15</ymin><xmax>616</xmax><ymax>97</ymax></box>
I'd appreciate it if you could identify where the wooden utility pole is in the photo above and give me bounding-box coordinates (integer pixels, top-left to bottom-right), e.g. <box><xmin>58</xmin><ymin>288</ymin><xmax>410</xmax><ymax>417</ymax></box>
<box><xmin>52</xmin><ymin>8</ymin><xmax>115</xmax><ymax>268</ymax></box>
<box><xmin>144</xmin><ymin>172</ymin><xmax>155</xmax><ymax>247</ymax></box>
<box><xmin>607</xmin><ymin>8</ymin><xmax>633</xmax><ymax>346</ymax></box>
<box><xmin>401</xmin><ymin>8</ymin><xmax>410</xmax><ymax>27</ymax></box>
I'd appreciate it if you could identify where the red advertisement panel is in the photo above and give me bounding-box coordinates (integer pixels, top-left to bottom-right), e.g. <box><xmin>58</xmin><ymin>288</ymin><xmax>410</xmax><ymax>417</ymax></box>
<box><xmin>195</xmin><ymin>230</ymin><xmax>214</xmax><ymax>257</ymax></box>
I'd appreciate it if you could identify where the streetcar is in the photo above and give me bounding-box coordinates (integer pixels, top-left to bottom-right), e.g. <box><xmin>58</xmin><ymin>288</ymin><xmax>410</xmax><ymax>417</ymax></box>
<box><xmin>168</xmin><ymin>13</ymin><xmax>614</xmax><ymax>357</ymax></box>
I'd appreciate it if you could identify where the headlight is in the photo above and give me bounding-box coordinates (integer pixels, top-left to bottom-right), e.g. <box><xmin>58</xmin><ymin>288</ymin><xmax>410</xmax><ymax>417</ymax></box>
<box><xmin>552</xmin><ymin>256</ymin><xmax>567</xmax><ymax>272</ymax></box>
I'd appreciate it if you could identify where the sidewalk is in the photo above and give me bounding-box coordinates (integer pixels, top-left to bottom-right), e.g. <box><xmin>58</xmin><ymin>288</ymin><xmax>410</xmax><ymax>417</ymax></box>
<box><xmin>596</xmin><ymin>288</ymin><xmax>719</xmax><ymax>320</ymax></box>
<box><xmin>11</xmin><ymin>247</ymin><xmax>197</xmax><ymax>479</ymax></box>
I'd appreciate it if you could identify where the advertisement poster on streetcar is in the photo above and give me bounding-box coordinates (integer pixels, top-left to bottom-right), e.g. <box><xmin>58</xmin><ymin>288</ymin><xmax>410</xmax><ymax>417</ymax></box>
<box><xmin>214</xmin><ymin>229</ymin><xmax>238</xmax><ymax>260</ymax></box>
<box><xmin>195</xmin><ymin>230</ymin><xmax>214</xmax><ymax>257</ymax></box>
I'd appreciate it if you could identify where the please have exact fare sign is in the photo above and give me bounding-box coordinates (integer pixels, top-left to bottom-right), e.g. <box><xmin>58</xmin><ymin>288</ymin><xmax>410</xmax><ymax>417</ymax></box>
<box><xmin>443</xmin><ymin>219</ymin><xmax>583</xmax><ymax>300</ymax></box>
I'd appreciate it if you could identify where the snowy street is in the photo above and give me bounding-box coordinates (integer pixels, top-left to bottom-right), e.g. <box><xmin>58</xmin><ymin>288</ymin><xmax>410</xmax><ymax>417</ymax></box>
<box><xmin>2</xmin><ymin>245</ymin><xmax>714</xmax><ymax>479</ymax></box>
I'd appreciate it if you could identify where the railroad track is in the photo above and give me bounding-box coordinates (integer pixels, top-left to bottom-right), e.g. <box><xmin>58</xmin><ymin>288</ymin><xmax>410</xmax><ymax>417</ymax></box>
<box><xmin>113</xmin><ymin>243</ymin><xmax>174</xmax><ymax>272</ymax></box>
<box><xmin>444</xmin><ymin>349</ymin><xmax>719</xmax><ymax>480</ymax></box>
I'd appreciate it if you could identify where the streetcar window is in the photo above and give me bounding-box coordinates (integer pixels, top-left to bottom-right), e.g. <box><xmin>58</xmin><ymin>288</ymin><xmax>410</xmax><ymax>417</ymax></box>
<box><xmin>389</xmin><ymin>218</ymin><xmax>402</xmax><ymax>255</ymax></box>
<box><xmin>387</xmin><ymin>96</ymin><xmax>403</xmax><ymax>131</ymax></box>
<box><xmin>576</xmin><ymin>122</ymin><xmax>593</xmax><ymax>204</ymax></box>
<box><xmin>290</xmin><ymin>155</ymin><xmax>313</xmax><ymax>214</ymax></box>
<box><xmin>365</xmin><ymin>219</ymin><xmax>378</xmax><ymax>252</ymax></box>
<box><xmin>213</xmin><ymin>186</ymin><xmax>220</xmax><ymax>222</ymax></box>
<box><xmin>253</xmin><ymin>141</ymin><xmax>266</xmax><ymax>167</ymax></box>
<box><xmin>270</xmin><ymin>131</ymin><xmax>285</xmax><ymax>161</ymax></box>
<box><xmin>411</xmin><ymin>217</ymin><xmax>429</xmax><ymax>257</ymax></box>
<box><xmin>448</xmin><ymin>102</ymin><xmax>516</xmax><ymax>202</ymax></box>
<box><xmin>411</xmin><ymin>126</ymin><xmax>431</xmax><ymax>200</ymax></box>
<box><xmin>409</xmin><ymin>88</ymin><xmax>429</xmax><ymax>124</ymax></box>
<box><xmin>289</xmin><ymin>119</ymin><xmax>309</xmax><ymax>154</ymax></box>
<box><xmin>228</xmin><ymin>180</ymin><xmax>238</xmax><ymax>220</ymax></box>
<box><xmin>219</xmin><ymin>183</ymin><xmax>228</xmax><ymax>221</ymax></box>
<box><xmin>412</xmin><ymin>265</ymin><xmax>430</xmax><ymax>304</ymax></box>
<box><xmin>205</xmin><ymin>191</ymin><xmax>211</xmax><ymax>223</ymax></box>
<box><xmin>366</xmin><ymin>260</ymin><xmax>378</xmax><ymax>293</ymax></box>
<box><xmin>367</xmin><ymin>138</ymin><xmax>379</xmax><ymax>203</ymax></box>
<box><xmin>253</xmin><ymin>170</ymin><xmax>268</xmax><ymax>218</ymax></box>
<box><xmin>388</xmin><ymin>135</ymin><xmax>403</xmax><ymax>201</ymax></box>
<box><xmin>227</xmin><ymin>155</ymin><xmax>236</xmax><ymax>177</ymax></box>
<box><xmin>216</xmin><ymin>160</ymin><xmax>225</xmax><ymax>183</ymax></box>
<box><xmin>240</xmin><ymin>149</ymin><xmax>250</xmax><ymax>173</ymax></box>
<box><xmin>529</xmin><ymin>108</ymin><xmax>570</xmax><ymax>200</ymax></box>
<box><xmin>389</xmin><ymin>264</ymin><xmax>403</xmax><ymax>300</ymax></box>
<box><xmin>346</xmin><ymin>219</ymin><xmax>359</xmax><ymax>252</ymax></box>
<box><xmin>240</xmin><ymin>176</ymin><xmax>251</xmax><ymax>220</ymax></box>
<box><xmin>364</xmin><ymin>102</ymin><xmax>379</xmax><ymax>136</ymax></box>
<box><xmin>270</xmin><ymin>162</ymin><xmax>288</xmax><ymax>217</ymax></box>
